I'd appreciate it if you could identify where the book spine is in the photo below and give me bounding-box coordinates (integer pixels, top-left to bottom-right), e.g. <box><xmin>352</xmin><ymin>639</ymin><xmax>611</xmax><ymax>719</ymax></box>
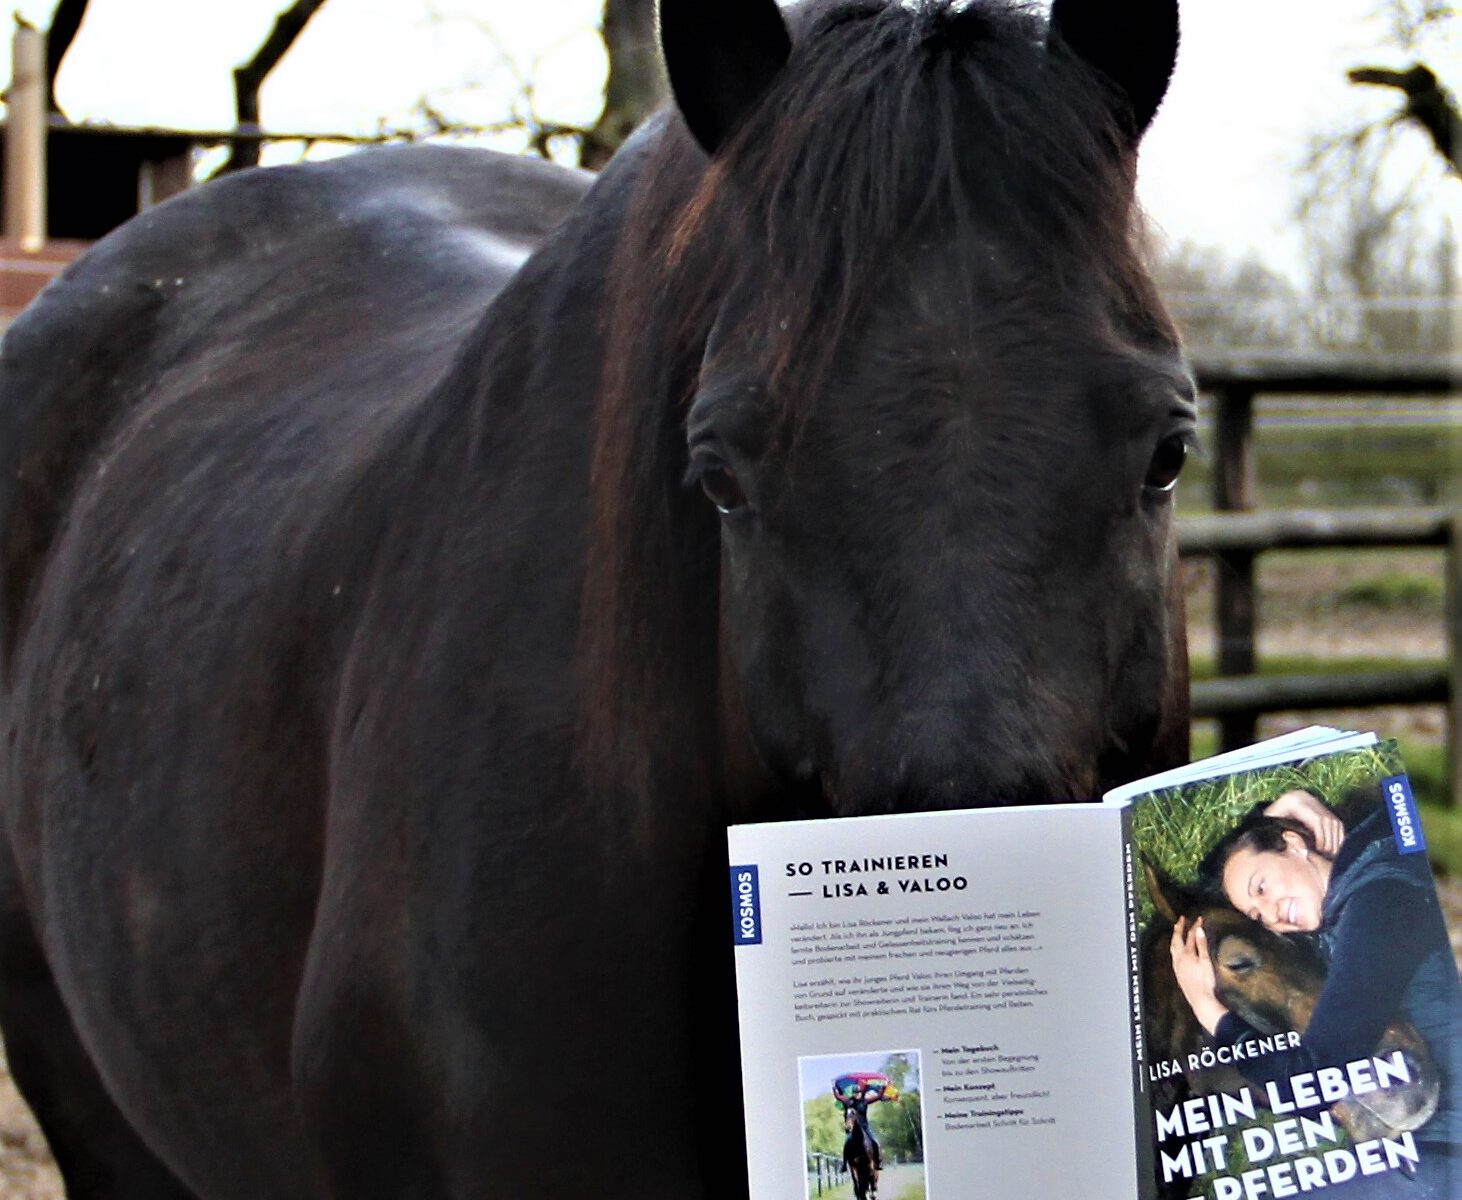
<box><xmin>1121</xmin><ymin>804</ymin><xmax>1157</xmax><ymax>1200</ymax></box>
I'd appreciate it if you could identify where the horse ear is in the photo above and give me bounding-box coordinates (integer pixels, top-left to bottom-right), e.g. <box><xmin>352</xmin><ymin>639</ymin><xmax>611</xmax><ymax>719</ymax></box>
<box><xmin>1142</xmin><ymin>858</ymin><xmax>1183</xmax><ymax>923</ymax></box>
<box><xmin>1047</xmin><ymin>0</ymin><xmax>1179</xmax><ymax>139</ymax></box>
<box><xmin>658</xmin><ymin>0</ymin><xmax>793</xmax><ymax>155</ymax></box>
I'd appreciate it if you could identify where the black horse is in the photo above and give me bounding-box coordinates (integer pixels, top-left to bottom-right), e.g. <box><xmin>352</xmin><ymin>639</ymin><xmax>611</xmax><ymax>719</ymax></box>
<box><xmin>0</xmin><ymin>0</ymin><xmax>1189</xmax><ymax>1196</ymax></box>
<box><xmin>843</xmin><ymin>1104</ymin><xmax>878</xmax><ymax>1200</ymax></box>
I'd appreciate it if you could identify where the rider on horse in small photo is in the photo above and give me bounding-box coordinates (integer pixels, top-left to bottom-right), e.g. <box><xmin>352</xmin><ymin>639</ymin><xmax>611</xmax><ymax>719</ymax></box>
<box><xmin>832</xmin><ymin>1072</ymin><xmax>898</xmax><ymax>1179</ymax></box>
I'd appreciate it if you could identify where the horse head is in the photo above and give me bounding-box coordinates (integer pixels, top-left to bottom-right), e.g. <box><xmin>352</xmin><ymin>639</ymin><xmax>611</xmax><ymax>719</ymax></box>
<box><xmin>1141</xmin><ymin>861</ymin><xmax>1305</xmax><ymax>1112</ymax></box>
<box><xmin>1190</xmin><ymin>903</ymin><xmax>1329</xmax><ymax>1035</ymax></box>
<box><xmin>1141</xmin><ymin>861</ymin><xmax>1440</xmax><ymax>1142</ymax></box>
<box><xmin>585</xmin><ymin>0</ymin><xmax>1193</xmax><ymax>820</ymax></box>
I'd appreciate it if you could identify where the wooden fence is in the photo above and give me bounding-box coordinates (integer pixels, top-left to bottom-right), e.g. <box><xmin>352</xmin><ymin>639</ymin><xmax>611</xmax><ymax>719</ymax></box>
<box><xmin>0</xmin><ymin>238</ymin><xmax>86</xmax><ymax>326</ymax></box>
<box><xmin>808</xmin><ymin>1151</ymin><xmax>847</xmax><ymax>1195</ymax></box>
<box><xmin>1180</xmin><ymin>352</ymin><xmax>1460</xmax><ymax>808</ymax></box>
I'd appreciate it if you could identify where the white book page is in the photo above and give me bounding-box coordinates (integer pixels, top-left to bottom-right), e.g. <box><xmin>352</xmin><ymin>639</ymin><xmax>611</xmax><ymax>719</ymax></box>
<box><xmin>1101</xmin><ymin>728</ymin><xmax>1372</xmax><ymax>807</ymax></box>
<box><xmin>728</xmin><ymin>805</ymin><xmax>1143</xmax><ymax>1200</ymax></box>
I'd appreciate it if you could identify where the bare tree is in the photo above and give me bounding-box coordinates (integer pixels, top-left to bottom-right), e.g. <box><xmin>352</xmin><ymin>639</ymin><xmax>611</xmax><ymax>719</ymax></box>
<box><xmin>1292</xmin><ymin>0</ymin><xmax>1456</xmax><ymax>354</ymax></box>
<box><xmin>43</xmin><ymin>0</ymin><xmax>90</xmax><ymax>116</ymax></box>
<box><xmin>1153</xmin><ymin>241</ymin><xmax>1303</xmax><ymax>353</ymax></box>
<box><xmin>44</xmin><ymin>0</ymin><xmax>663</xmax><ymax>174</ymax></box>
<box><xmin>1297</xmin><ymin>127</ymin><xmax>1453</xmax><ymax>354</ymax></box>
<box><xmin>1341</xmin><ymin>0</ymin><xmax>1457</xmax><ymax>174</ymax></box>
<box><xmin>219</xmin><ymin>0</ymin><xmax>331</xmax><ymax>174</ymax></box>
<box><xmin>409</xmin><ymin>0</ymin><xmax>664</xmax><ymax>168</ymax></box>
<box><xmin>1347</xmin><ymin>64</ymin><xmax>1459</xmax><ymax>174</ymax></box>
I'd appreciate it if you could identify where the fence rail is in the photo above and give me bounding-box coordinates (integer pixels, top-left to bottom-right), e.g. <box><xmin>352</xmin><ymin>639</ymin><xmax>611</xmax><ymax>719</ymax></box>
<box><xmin>808</xmin><ymin>1152</ymin><xmax>846</xmax><ymax>1196</ymax></box>
<box><xmin>1183</xmin><ymin>353</ymin><xmax>1459</xmax><ymax>809</ymax></box>
<box><xmin>1191</xmin><ymin>667</ymin><xmax>1449</xmax><ymax>717</ymax></box>
<box><xmin>1179</xmin><ymin>508</ymin><xmax>1455</xmax><ymax>553</ymax></box>
<box><xmin>1192</xmin><ymin>351</ymin><xmax>1459</xmax><ymax>396</ymax></box>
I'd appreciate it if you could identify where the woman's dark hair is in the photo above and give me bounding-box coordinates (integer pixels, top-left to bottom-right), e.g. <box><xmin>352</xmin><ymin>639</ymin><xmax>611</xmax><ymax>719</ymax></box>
<box><xmin>1196</xmin><ymin>803</ymin><xmax>1321</xmax><ymax>900</ymax></box>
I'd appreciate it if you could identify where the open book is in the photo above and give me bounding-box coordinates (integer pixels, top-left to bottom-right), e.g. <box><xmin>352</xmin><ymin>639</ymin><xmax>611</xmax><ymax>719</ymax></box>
<box><xmin>727</xmin><ymin>728</ymin><xmax>1459</xmax><ymax>1200</ymax></box>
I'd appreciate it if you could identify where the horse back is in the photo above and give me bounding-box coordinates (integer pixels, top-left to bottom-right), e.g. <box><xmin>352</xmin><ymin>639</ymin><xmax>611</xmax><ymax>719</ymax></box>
<box><xmin>0</xmin><ymin>144</ymin><xmax>589</xmax><ymax>672</ymax></box>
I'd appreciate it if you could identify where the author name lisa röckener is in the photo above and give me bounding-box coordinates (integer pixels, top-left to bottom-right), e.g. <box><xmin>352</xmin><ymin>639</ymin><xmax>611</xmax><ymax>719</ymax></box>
<box><xmin>1149</xmin><ymin>1031</ymin><xmax>1303</xmax><ymax>1083</ymax></box>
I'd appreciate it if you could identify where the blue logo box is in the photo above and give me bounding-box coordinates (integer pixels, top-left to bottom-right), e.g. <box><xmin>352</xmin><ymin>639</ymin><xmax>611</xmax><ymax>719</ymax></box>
<box><xmin>1382</xmin><ymin>774</ymin><xmax>1427</xmax><ymax>855</ymax></box>
<box><xmin>730</xmin><ymin>865</ymin><xmax>762</xmax><ymax>945</ymax></box>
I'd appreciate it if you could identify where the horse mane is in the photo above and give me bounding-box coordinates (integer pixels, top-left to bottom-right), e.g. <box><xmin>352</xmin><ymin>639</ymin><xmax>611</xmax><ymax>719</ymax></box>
<box><xmin>578</xmin><ymin>0</ymin><xmax>1170</xmax><ymax>831</ymax></box>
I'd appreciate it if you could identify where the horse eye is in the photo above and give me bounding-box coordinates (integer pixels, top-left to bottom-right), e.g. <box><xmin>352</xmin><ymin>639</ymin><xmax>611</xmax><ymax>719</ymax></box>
<box><xmin>700</xmin><ymin>465</ymin><xmax>747</xmax><ymax>515</ymax></box>
<box><xmin>1222</xmin><ymin>954</ymin><xmax>1256</xmax><ymax>975</ymax></box>
<box><xmin>1144</xmin><ymin>434</ymin><xmax>1188</xmax><ymax>492</ymax></box>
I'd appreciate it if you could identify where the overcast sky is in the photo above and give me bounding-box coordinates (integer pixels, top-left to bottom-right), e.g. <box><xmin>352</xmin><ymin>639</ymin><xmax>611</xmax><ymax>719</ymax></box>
<box><xmin>9</xmin><ymin>0</ymin><xmax>1459</xmax><ymax>278</ymax></box>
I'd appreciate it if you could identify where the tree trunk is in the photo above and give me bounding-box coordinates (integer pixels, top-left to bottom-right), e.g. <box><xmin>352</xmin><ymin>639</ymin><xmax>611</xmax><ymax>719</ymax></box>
<box><xmin>219</xmin><ymin>0</ymin><xmax>330</xmax><ymax>175</ymax></box>
<box><xmin>45</xmin><ymin>0</ymin><xmax>90</xmax><ymax>116</ymax></box>
<box><xmin>579</xmin><ymin>0</ymin><xmax>665</xmax><ymax>171</ymax></box>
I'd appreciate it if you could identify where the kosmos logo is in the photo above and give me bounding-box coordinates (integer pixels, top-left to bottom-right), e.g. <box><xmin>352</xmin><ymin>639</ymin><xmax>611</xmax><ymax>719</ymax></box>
<box><xmin>730</xmin><ymin>865</ymin><xmax>762</xmax><ymax>945</ymax></box>
<box><xmin>1382</xmin><ymin>774</ymin><xmax>1427</xmax><ymax>855</ymax></box>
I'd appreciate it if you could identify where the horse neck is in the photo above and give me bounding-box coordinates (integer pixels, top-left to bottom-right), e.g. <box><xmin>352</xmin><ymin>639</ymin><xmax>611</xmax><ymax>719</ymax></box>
<box><xmin>413</xmin><ymin>128</ymin><xmax>731</xmax><ymax>856</ymax></box>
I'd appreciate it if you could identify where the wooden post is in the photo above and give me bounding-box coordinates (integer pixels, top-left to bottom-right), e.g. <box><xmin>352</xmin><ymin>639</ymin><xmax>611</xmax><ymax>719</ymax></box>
<box><xmin>138</xmin><ymin>151</ymin><xmax>193</xmax><ymax>209</ymax></box>
<box><xmin>5</xmin><ymin>25</ymin><xmax>47</xmax><ymax>251</ymax></box>
<box><xmin>1213</xmin><ymin>385</ymin><xmax>1258</xmax><ymax>751</ymax></box>
<box><xmin>1448</xmin><ymin>511</ymin><xmax>1461</xmax><ymax>811</ymax></box>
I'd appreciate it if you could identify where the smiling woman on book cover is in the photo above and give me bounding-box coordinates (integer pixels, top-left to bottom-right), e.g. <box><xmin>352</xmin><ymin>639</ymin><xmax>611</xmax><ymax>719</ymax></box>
<box><xmin>1171</xmin><ymin>783</ymin><xmax>1461</xmax><ymax>1198</ymax></box>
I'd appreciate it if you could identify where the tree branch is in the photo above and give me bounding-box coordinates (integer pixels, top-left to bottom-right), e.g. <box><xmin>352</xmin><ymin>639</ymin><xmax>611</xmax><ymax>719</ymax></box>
<box><xmin>44</xmin><ymin>0</ymin><xmax>90</xmax><ymax>117</ymax></box>
<box><xmin>1348</xmin><ymin>63</ymin><xmax>1460</xmax><ymax>174</ymax></box>
<box><xmin>221</xmin><ymin>0</ymin><xmax>330</xmax><ymax>174</ymax></box>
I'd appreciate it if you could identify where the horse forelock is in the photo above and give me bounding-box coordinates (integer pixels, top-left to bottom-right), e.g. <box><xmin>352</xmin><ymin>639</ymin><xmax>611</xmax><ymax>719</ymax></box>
<box><xmin>701</xmin><ymin>0</ymin><xmax>1163</xmax><ymax>413</ymax></box>
<box><xmin>578</xmin><ymin>0</ymin><xmax>1174</xmax><ymax>831</ymax></box>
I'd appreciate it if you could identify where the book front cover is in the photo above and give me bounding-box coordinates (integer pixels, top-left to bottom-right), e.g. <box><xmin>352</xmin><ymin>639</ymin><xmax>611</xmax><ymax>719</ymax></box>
<box><xmin>1127</xmin><ymin>741</ymin><xmax>1460</xmax><ymax>1200</ymax></box>
<box><xmin>729</xmin><ymin>804</ymin><xmax>1148</xmax><ymax>1200</ymax></box>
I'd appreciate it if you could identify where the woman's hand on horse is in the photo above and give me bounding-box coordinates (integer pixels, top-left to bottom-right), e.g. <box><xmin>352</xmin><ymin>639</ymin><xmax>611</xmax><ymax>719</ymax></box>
<box><xmin>1169</xmin><ymin>917</ymin><xmax>1228</xmax><ymax>1036</ymax></box>
<box><xmin>1265</xmin><ymin>789</ymin><xmax>1343</xmax><ymax>855</ymax></box>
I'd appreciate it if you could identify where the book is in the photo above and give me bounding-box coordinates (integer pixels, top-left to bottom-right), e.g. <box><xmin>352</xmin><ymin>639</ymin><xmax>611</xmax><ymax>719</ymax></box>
<box><xmin>726</xmin><ymin>728</ymin><xmax>1460</xmax><ymax>1200</ymax></box>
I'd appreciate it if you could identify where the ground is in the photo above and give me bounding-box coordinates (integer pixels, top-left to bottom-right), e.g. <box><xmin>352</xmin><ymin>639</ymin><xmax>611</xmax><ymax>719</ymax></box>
<box><xmin>812</xmin><ymin>1162</ymin><xmax>927</xmax><ymax>1200</ymax></box>
<box><xmin>0</xmin><ymin>1067</ymin><xmax>61</xmax><ymax>1200</ymax></box>
<box><xmin>0</xmin><ymin>554</ymin><xmax>1456</xmax><ymax>1197</ymax></box>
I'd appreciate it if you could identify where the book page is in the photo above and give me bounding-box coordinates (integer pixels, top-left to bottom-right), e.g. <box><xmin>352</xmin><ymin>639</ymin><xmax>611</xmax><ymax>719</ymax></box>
<box><xmin>728</xmin><ymin>804</ymin><xmax>1149</xmax><ymax>1200</ymax></box>
<box><xmin>1102</xmin><ymin>729</ymin><xmax>1373</xmax><ymax>807</ymax></box>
